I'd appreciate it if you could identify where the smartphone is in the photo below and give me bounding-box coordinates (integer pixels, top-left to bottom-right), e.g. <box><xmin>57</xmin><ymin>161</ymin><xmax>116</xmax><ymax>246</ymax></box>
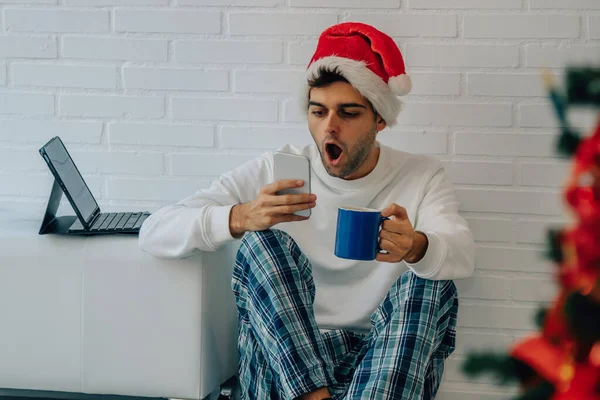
<box><xmin>272</xmin><ymin>151</ymin><xmax>311</xmax><ymax>218</ymax></box>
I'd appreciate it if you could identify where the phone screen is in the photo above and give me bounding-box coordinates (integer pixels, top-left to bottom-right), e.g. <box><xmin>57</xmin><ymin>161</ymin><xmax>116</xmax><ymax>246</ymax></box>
<box><xmin>42</xmin><ymin>138</ymin><xmax>98</xmax><ymax>224</ymax></box>
<box><xmin>272</xmin><ymin>152</ymin><xmax>311</xmax><ymax>217</ymax></box>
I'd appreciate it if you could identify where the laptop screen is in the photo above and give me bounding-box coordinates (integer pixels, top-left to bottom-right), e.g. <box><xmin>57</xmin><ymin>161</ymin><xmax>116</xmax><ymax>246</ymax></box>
<box><xmin>43</xmin><ymin>138</ymin><xmax>98</xmax><ymax>224</ymax></box>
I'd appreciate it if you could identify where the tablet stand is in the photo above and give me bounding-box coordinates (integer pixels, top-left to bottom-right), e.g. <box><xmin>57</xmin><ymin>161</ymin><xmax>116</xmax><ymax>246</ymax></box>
<box><xmin>38</xmin><ymin>179</ymin><xmax>77</xmax><ymax>235</ymax></box>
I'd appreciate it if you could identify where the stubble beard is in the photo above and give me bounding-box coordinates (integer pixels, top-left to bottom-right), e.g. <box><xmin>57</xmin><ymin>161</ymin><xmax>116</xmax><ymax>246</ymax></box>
<box><xmin>320</xmin><ymin>127</ymin><xmax>378</xmax><ymax>179</ymax></box>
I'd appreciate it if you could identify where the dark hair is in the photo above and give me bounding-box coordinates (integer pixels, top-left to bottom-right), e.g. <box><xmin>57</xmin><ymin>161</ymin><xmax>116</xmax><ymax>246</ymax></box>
<box><xmin>307</xmin><ymin>66</ymin><xmax>378</xmax><ymax>119</ymax></box>
<box><xmin>307</xmin><ymin>66</ymin><xmax>349</xmax><ymax>88</ymax></box>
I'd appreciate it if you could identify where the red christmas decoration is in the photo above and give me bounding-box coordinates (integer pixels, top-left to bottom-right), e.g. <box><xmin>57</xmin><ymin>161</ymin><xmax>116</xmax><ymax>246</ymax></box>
<box><xmin>509</xmin><ymin>116</ymin><xmax>600</xmax><ymax>399</ymax></box>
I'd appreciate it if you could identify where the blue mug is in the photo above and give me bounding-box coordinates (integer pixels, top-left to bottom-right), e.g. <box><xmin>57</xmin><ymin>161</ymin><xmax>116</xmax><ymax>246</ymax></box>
<box><xmin>334</xmin><ymin>207</ymin><xmax>389</xmax><ymax>261</ymax></box>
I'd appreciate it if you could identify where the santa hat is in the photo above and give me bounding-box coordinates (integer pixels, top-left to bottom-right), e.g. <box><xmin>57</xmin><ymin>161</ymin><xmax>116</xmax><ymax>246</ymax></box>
<box><xmin>304</xmin><ymin>22</ymin><xmax>411</xmax><ymax>127</ymax></box>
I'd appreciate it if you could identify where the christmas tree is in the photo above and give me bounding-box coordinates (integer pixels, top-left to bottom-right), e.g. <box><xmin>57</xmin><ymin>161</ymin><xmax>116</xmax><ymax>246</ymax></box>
<box><xmin>462</xmin><ymin>67</ymin><xmax>600</xmax><ymax>400</ymax></box>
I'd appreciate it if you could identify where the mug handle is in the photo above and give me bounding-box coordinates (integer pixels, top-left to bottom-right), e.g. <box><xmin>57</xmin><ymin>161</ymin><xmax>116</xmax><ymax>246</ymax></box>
<box><xmin>376</xmin><ymin>215</ymin><xmax>390</xmax><ymax>254</ymax></box>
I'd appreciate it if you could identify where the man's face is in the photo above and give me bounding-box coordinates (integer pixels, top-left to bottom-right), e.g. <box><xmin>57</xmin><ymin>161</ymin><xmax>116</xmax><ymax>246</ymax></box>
<box><xmin>308</xmin><ymin>81</ymin><xmax>387</xmax><ymax>180</ymax></box>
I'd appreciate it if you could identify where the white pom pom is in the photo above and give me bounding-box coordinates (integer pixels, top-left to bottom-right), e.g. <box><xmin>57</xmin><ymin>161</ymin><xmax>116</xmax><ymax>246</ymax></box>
<box><xmin>388</xmin><ymin>74</ymin><xmax>412</xmax><ymax>96</ymax></box>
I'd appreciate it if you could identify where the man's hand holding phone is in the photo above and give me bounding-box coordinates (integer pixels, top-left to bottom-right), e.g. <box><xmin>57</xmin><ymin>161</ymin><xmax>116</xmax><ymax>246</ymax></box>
<box><xmin>229</xmin><ymin>180</ymin><xmax>316</xmax><ymax>237</ymax></box>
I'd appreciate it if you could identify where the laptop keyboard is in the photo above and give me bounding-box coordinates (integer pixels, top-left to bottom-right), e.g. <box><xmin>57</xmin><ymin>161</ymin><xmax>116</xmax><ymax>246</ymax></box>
<box><xmin>69</xmin><ymin>212</ymin><xmax>150</xmax><ymax>234</ymax></box>
<box><xmin>90</xmin><ymin>212</ymin><xmax>149</xmax><ymax>233</ymax></box>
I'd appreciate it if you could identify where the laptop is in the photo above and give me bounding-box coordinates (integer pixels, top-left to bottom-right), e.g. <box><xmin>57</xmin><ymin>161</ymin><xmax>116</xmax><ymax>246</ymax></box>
<box><xmin>39</xmin><ymin>136</ymin><xmax>150</xmax><ymax>235</ymax></box>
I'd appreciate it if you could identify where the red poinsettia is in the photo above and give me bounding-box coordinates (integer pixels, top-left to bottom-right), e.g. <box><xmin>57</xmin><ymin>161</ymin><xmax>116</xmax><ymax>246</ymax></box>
<box><xmin>509</xmin><ymin>119</ymin><xmax>600</xmax><ymax>398</ymax></box>
<box><xmin>560</xmin><ymin>121</ymin><xmax>600</xmax><ymax>294</ymax></box>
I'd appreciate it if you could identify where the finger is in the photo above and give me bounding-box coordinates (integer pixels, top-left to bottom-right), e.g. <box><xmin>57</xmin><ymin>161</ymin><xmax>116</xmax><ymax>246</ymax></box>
<box><xmin>379</xmin><ymin>229</ymin><xmax>402</xmax><ymax>243</ymax></box>
<box><xmin>272</xmin><ymin>214</ymin><xmax>310</xmax><ymax>224</ymax></box>
<box><xmin>391</xmin><ymin>204</ymin><xmax>409</xmax><ymax>220</ymax></box>
<box><xmin>381</xmin><ymin>203</ymin><xmax>409</xmax><ymax>220</ymax></box>
<box><xmin>269</xmin><ymin>193</ymin><xmax>316</xmax><ymax>206</ymax></box>
<box><xmin>378</xmin><ymin>238</ymin><xmax>400</xmax><ymax>254</ymax></box>
<box><xmin>273</xmin><ymin>202</ymin><xmax>316</xmax><ymax>214</ymax></box>
<box><xmin>380</xmin><ymin>204</ymin><xmax>395</xmax><ymax>218</ymax></box>
<box><xmin>376</xmin><ymin>252</ymin><xmax>402</xmax><ymax>263</ymax></box>
<box><xmin>261</xmin><ymin>179</ymin><xmax>305</xmax><ymax>195</ymax></box>
<box><xmin>381</xmin><ymin>219</ymin><xmax>412</xmax><ymax>235</ymax></box>
<box><xmin>380</xmin><ymin>230</ymin><xmax>413</xmax><ymax>253</ymax></box>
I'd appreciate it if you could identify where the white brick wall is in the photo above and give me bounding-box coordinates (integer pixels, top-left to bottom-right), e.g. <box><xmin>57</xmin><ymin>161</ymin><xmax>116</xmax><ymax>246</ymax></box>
<box><xmin>109</xmin><ymin>122</ymin><xmax>214</xmax><ymax>147</ymax></box>
<box><xmin>0</xmin><ymin>93</ymin><xmax>55</xmax><ymax>115</ymax></box>
<box><xmin>531</xmin><ymin>0</ymin><xmax>600</xmax><ymax>9</ymax></box>
<box><xmin>174</xmin><ymin>40</ymin><xmax>283</xmax><ymax>64</ymax></box>
<box><xmin>347</xmin><ymin>13</ymin><xmax>457</xmax><ymax>37</ymax></box>
<box><xmin>407</xmin><ymin>44</ymin><xmax>519</xmax><ymax>68</ymax></box>
<box><xmin>526</xmin><ymin>44</ymin><xmax>600</xmax><ymax>68</ymax></box>
<box><xmin>228</xmin><ymin>13</ymin><xmax>337</xmax><ymax>35</ymax></box>
<box><xmin>591</xmin><ymin>17</ymin><xmax>600</xmax><ymax>39</ymax></box>
<box><xmin>62</xmin><ymin>37</ymin><xmax>169</xmax><ymax>62</ymax></box>
<box><xmin>0</xmin><ymin>37</ymin><xmax>57</xmax><ymax>58</ymax></box>
<box><xmin>172</xmin><ymin>97</ymin><xmax>278</xmax><ymax>122</ymax></box>
<box><xmin>408</xmin><ymin>0</ymin><xmax>522</xmax><ymax>9</ymax></box>
<box><xmin>464</xmin><ymin>15</ymin><xmax>579</xmax><ymax>39</ymax></box>
<box><xmin>115</xmin><ymin>10</ymin><xmax>221</xmax><ymax>33</ymax></box>
<box><xmin>122</xmin><ymin>67</ymin><xmax>229</xmax><ymax>91</ymax></box>
<box><xmin>60</xmin><ymin>94</ymin><xmax>165</xmax><ymax>118</ymax></box>
<box><xmin>0</xmin><ymin>2</ymin><xmax>596</xmax><ymax>398</ymax></box>
<box><xmin>5</xmin><ymin>9</ymin><xmax>109</xmax><ymax>33</ymax></box>
<box><xmin>13</xmin><ymin>63</ymin><xmax>117</xmax><ymax>89</ymax></box>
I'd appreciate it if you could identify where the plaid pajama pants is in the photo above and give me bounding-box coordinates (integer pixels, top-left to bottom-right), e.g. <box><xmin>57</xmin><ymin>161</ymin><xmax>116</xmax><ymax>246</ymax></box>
<box><xmin>231</xmin><ymin>229</ymin><xmax>458</xmax><ymax>400</ymax></box>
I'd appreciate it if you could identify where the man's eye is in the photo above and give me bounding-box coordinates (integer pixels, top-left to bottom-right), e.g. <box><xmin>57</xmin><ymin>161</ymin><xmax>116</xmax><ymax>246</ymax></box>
<box><xmin>311</xmin><ymin>110</ymin><xmax>325</xmax><ymax>117</ymax></box>
<box><xmin>342</xmin><ymin>111</ymin><xmax>359</xmax><ymax>117</ymax></box>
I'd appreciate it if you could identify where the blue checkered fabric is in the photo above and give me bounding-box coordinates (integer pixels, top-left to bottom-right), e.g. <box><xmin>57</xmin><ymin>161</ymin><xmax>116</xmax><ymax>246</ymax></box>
<box><xmin>232</xmin><ymin>229</ymin><xmax>458</xmax><ymax>400</ymax></box>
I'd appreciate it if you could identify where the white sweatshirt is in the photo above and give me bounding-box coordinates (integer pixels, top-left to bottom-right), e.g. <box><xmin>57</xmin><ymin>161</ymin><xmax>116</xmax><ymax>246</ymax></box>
<box><xmin>139</xmin><ymin>142</ymin><xmax>475</xmax><ymax>333</ymax></box>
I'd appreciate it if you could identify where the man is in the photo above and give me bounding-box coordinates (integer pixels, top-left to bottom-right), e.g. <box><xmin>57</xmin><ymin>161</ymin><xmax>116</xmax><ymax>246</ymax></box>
<box><xmin>140</xmin><ymin>22</ymin><xmax>475</xmax><ymax>400</ymax></box>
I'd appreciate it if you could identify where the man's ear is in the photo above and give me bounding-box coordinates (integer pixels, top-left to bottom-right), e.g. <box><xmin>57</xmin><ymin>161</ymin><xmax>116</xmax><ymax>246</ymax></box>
<box><xmin>376</xmin><ymin>115</ymin><xmax>387</xmax><ymax>132</ymax></box>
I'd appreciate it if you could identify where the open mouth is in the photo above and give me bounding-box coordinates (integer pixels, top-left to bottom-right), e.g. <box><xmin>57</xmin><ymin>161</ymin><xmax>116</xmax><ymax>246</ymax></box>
<box><xmin>326</xmin><ymin>143</ymin><xmax>343</xmax><ymax>164</ymax></box>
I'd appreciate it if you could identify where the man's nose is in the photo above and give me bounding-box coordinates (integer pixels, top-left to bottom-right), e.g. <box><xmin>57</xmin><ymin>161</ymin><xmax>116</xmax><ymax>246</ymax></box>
<box><xmin>325</xmin><ymin>112</ymin><xmax>340</xmax><ymax>135</ymax></box>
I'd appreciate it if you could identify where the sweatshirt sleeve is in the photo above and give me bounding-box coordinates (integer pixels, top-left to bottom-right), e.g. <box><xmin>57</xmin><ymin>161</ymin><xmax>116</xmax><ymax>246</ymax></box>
<box><xmin>138</xmin><ymin>155</ymin><xmax>272</xmax><ymax>259</ymax></box>
<box><xmin>404</xmin><ymin>164</ymin><xmax>476</xmax><ymax>280</ymax></box>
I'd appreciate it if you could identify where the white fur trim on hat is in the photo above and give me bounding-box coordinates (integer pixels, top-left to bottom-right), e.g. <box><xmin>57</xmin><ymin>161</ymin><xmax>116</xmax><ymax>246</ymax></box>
<box><xmin>303</xmin><ymin>56</ymin><xmax>402</xmax><ymax>127</ymax></box>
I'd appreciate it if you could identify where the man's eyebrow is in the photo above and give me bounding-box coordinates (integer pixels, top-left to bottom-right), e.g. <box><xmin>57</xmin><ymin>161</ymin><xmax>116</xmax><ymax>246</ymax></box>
<box><xmin>308</xmin><ymin>101</ymin><xmax>367</xmax><ymax>109</ymax></box>
<box><xmin>339</xmin><ymin>103</ymin><xmax>367</xmax><ymax>109</ymax></box>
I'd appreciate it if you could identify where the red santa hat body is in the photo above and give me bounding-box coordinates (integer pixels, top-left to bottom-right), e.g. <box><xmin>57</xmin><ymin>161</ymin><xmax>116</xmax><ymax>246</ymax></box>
<box><xmin>304</xmin><ymin>22</ymin><xmax>411</xmax><ymax>127</ymax></box>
